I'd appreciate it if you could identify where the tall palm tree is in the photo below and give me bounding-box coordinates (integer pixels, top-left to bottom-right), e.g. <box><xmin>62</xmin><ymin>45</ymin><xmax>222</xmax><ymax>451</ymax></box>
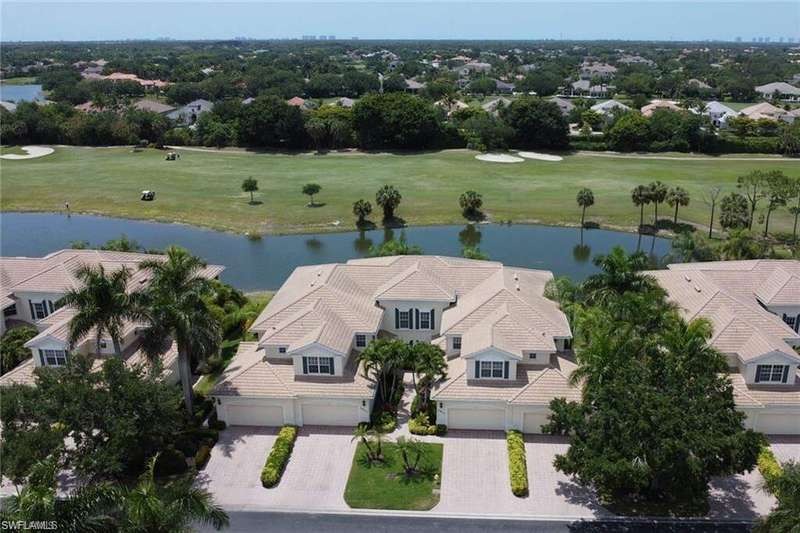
<box><xmin>576</xmin><ymin>188</ymin><xmax>595</xmax><ymax>228</ymax></box>
<box><xmin>631</xmin><ymin>185</ymin><xmax>651</xmax><ymax>231</ymax></box>
<box><xmin>666</xmin><ymin>186</ymin><xmax>690</xmax><ymax>224</ymax></box>
<box><xmin>116</xmin><ymin>455</ymin><xmax>228</xmax><ymax>532</ymax></box>
<box><xmin>582</xmin><ymin>246</ymin><xmax>655</xmax><ymax>304</ymax></box>
<box><xmin>138</xmin><ymin>246</ymin><xmax>221</xmax><ymax>414</ymax></box>
<box><xmin>411</xmin><ymin>343</ymin><xmax>447</xmax><ymax>413</ymax></box>
<box><xmin>61</xmin><ymin>264</ymin><xmax>136</xmax><ymax>357</ymax></box>
<box><xmin>756</xmin><ymin>460</ymin><xmax>800</xmax><ymax>533</ymax></box>
<box><xmin>648</xmin><ymin>181</ymin><xmax>668</xmax><ymax>228</ymax></box>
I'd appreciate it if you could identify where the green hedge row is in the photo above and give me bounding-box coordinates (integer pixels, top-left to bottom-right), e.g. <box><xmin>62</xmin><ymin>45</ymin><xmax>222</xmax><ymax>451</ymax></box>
<box><xmin>261</xmin><ymin>425</ymin><xmax>298</xmax><ymax>488</ymax></box>
<box><xmin>757</xmin><ymin>446</ymin><xmax>783</xmax><ymax>492</ymax></box>
<box><xmin>507</xmin><ymin>430</ymin><xmax>529</xmax><ymax>497</ymax></box>
<box><xmin>409</xmin><ymin>413</ymin><xmax>447</xmax><ymax>436</ymax></box>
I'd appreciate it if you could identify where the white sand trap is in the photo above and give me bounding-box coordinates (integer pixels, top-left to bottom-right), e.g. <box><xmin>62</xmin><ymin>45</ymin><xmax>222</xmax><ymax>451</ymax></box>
<box><xmin>475</xmin><ymin>153</ymin><xmax>524</xmax><ymax>163</ymax></box>
<box><xmin>1</xmin><ymin>146</ymin><xmax>55</xmax><ymax>160</ymax></box>
<box><xmin>517</xmin><ymin>151</ymin><xmax>563</xmax><ymax>162</ymax></box>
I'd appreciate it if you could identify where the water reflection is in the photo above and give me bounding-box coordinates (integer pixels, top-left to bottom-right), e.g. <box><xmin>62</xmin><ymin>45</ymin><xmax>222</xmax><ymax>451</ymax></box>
<box><xmin>305</xmin><ymin>237</ymin><xmax>324</xmax><ymax>253</ymax></box>
<box><xmin>353</xmin><ymin>231</ymin><xmax>373</xmax><ymax>254</ymax></box>
<box><xmin>458</xmin><ymin>224</ymin><xmax>482</xmax><ymax>249</ymax></box>
<box><xmin>573</xmin><ymin>243</ymin><xmax>591</xmax><ymax>263</ymax></box>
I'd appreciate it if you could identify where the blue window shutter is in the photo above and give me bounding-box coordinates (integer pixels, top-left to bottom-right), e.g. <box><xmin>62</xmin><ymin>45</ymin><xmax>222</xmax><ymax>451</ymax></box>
<box><xmin>755</xmin><ymin>365</ymin><xmax>762</xmax><ymax>383</ymax></box>
<box><xmin>504</xmin><ymin>361</ymin><xmax>509</xmax><ymax>379</ymax></box>
<box><xmin>415</xmin><ymin>309</ymin><xmax>420</xmax><ymax>330</ymax></box>
<box><xmin>302</xmin><ymin>357</ymin><xmax>308</xmax><ymax>374</ymax></box>
<box><xmin>48</xmin><ymin>301</ymin><xmax>54</xmax><ymax>313</ymax></box>
<box><xmin>28</xmin><ymin>301</ymin><xmax>34</xmax><ymax>318</ymax></box>
<box><xmin>474</xmin><ymin>361</ymin><xmax>480</xmax><ymax>379</ymax></box>
<box><xmin>430</xmin><ymin>309</ymin><xmax>435</xmax><ymax>330</ymax></box>
<box><xmin>38</xmin><ymin>349</ymin><xmax>44</xmax><ymax>366</ymax></box>
<box><xmin>329</xmin><ymin>357</ymin><xmax>335</xmax><ymax>375</ymax></box>
<box><xmin>782</xmin><ymin>365</ymin><xmax>789</xmax><ymax>383</ymax></box>
<box><xmin>395</xmin><ymin>308</ymin><xmax>399</xmax><ymax>328</ymax></box>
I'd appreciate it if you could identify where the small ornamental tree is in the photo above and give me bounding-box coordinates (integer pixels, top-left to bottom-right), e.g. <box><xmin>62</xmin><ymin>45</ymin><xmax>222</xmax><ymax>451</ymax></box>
<box><xmin>576</xmin><ymin>188</ymin><xmax>595</xmax><ymax>228</ymax></box>
<box><xmin>458</xmin><ymin>190</ymin><xmax>483</xmax><ymax>220</ymax></box>
<box><xmin>352</xmin><ymin>199</ymin><xmax>372</xmax><ymax>226</ymax></box>
<box><xmin>241</xmin><ymin>177</ymin><xmax>258</xmax><ymax>204</ymax></box>
<box><xmin>302</xmin><ymin>183</ymin><xmax>322</xmax><ymax>206</ymax></box>
<box><xmin>376</xmin><ymin>185</ymin><xmax>402</xmax><ymax>221</ymax></box>
<box><xmin>719</xmin><ymin>192</ymin><xmax>751</xmax><ymax>231</ymax></box>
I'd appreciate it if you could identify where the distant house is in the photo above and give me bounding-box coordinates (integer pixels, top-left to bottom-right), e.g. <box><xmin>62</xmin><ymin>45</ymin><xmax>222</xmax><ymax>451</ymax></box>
<box><xmin>579</xmin><ymin>62</ymin><xmax>617</xmax><ymax>80</ymax></box>
<box><xmin>687</xmin><ymin>78</ymin><xmax>713</xmax><ymax>90</ymax></box>
<box><xmin>703</xmin><ymin>101</ymin><xmax>737</xmax><ymax>128</ymax></box>
<box><xmin>590</xmin><ymin>99</ymin><xmax>630</xmax><ymax>115</ymax></box>
<box><xmin>0</xmin><ymin>101</ymin><xmax>17</xmax><ymax>113</ymax></box>
<box><xmin>132</xmin><ymin>99</ymin><xmax>176</xmax><ymax>115</ymax></box>
<box><xmin>286</xmin><ymin>96</ymin><xmax>313</xmax><ymax>110</ymax></box>
<box><xmin>739</xmin><ymin>102</ymin><xmax>786</xmax><ymax>121</ymax></box>
<box><xmin>569</xmin><ymin>79</ymin><xmax>611</xmax><ymax>98</ymax></box>
<box><xmin>456</xmin><ymin>62</ymin><xmax>492</xmax><ymax>76</ymax></box>
<box><xmin>405</xmin><ymin>79</ymin><xmax>426</xmax><ymax>93</ymax></box>
<box><xmin>518</xmin><ymin>64</ymin><xmax>537</xmax><ymax>73</ymax></box>
<box><xmin>103</xmin><ymin>72</ymin><xmax>169</xmax><ymax>90</ymax></box>
<box><xmin>548</xmin><ymin>96</ymin><xmax>575</xmax><ymax>116</ymax></box>
<box><xmin>241</xmin><ymin>97</ymin><xmax>256</xmax><ymax>105</ymax></box>
<box><xmin>495</xmin><ymin>79</ymin><xmax>515</xmax><ymax>94</ymax></box>
<box><xmin>783</xmin><ymin>108</ymin><xmax>800</xmax><ymax>124</ymax></box>
<box><xmin>641</xmin><ymin>99</ymin><xmax>681</xmax><ymax>117</ymax></box>
<box><xmin>434</xmin><ymin>98</ymin><xmax>469</xmax><ymax>116</ymax></box>
<box><xmin>74</xmin><ymin>101</ymin><xmax>108</xmax><ymax>114</ymax></box>
<box><xmin>618</xmin><ymin>55</ymin><xmax>654</xmax><ymax>67</ymax></box>
<box><xmin>755</xmin><ymin>82</ymin><xmax>800</xmax><ymax>102</ymax></box>
<box><xmin>167</xmin><ymin>99</ymin><xmax>214</xmax><ymax>125</ymax></box>
<box><xmin>482</xmin><ymin>97</ymin><xmax>512</xmax><ymax>116</ymax></box>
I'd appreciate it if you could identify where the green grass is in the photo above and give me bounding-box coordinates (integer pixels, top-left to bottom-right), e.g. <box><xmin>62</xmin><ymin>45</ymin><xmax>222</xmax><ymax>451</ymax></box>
<box><xmin>0</xmin><ymin>77</ymin><xmax>37</xmax><ymax>85</ymax></box>
<box><xmin>344</xmin><ymin>442</ymin><xmax>443</xmax><ymax>510</ymax></box>
<box><xmin>2</xmin><ymin>145</ymin><xmax>799</xmax><ymax>235</ymax></box>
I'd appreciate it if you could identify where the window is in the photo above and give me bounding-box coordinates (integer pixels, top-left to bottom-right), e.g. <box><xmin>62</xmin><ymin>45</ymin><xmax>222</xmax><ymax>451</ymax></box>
<box><xmin>278</xmin><ymin>346</ymin><xmax>287</xmax><ymax>354</ymax></box>
<box><xmin>783</xmin><ymin>314</ymin><xmax>796</xmax><ymax>329</ymax></box>
<box><xmin>528</xmin><ymin>353</ymin><xmax>537</xmax><ymax>360</ymax></box>
<box><xmin>99</xmin><ymin>340</ymin><xmax>108</xmax><ymax>349</ymax></box>
<box><xmin>398</xmin><ymin>311</ymin><xmax>410</xmax><ymax>329</ymax></box>
<box><xmin>419</xmin><ymin>311</ymin><xmax>431</xmax><ymax>330</ymax></box>
<box><xmin>39</xmin><ymin>349</ymin><xmax>67</xmax><ymax>367</ymax></box>
<box><xmin>304</xmin><ymin>356</ymin><xmax>334</xmax><ymax>375</ymax></box>
<box><xmin>355</xmin><ymin>334</ymin><xmax>366</xmax><ymax>348</ymax></box>
<box><xmin>755</xmin><ymin>364</ymin><xmax>789</xmax><ymax>384</ymax></box>
<box><xmin>33</xmin><ymin>302</ymin><xmax>47</xmax><ymax>319</ymax></box>
<box><xmin>3</xmin><ymin>304</ymin><xmax>16</xmax><ymax>317</ymax></box>
<box><xmin>452</xmin><ymin>336</ymin><xmax>462</xmax><ymax>350</ymax></box>
<box><xmin>480</xmin><ymin>361</ymin><xmax>505</xmax><ymax>378</ymax></box>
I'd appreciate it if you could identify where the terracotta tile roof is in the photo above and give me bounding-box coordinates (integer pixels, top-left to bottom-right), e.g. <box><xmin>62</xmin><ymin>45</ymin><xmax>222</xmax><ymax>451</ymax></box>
<box><xmin>212</xmin><ymin>342</ymin><xmax>375</xmax><ymax>399</ymax></box>
<box><xmin>729</xmin><ymin>369</ymin><xmax>800</xmax><ymax>408</ymax></box>
<box><xmin>461</xmin><ymin>304</ymin><xmax>555</xmax><ymax>358</ymax></box>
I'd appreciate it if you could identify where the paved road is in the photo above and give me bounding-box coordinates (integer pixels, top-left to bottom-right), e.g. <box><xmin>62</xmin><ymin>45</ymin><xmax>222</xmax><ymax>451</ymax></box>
<box><xmin>199</xmin><ymin>511</ymin><xmax>755</xmax><ymax>533</ymax></box>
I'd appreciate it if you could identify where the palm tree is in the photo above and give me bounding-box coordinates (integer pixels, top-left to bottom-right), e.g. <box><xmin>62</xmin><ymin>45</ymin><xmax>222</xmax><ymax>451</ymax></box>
<box><xmin>395</xmin><ymin>436</ymin><xmax>427</xmax><ymax>476</ymax></box>
<box><xmin>351</xmin><ymin>425</ymin><xmax>384</xmax><ymax>463</ymax></box>
<box><xmin>376</xmin><ymin>185</ymin><xmax>402</xmax><ymax>221</ymax></box>
<box><xmin>576</xmin><ymin>188</ymin><xmax>594</xmax><ymax>228</ymax></box>
<box><xmin>410</xmin><ymin>343</ymin><xmax>447</xmax><ymax>413</ymax></box>
<box><xmin>458</xmin><ymin>190</ymin><xmax>484</xmax><ymax>220</ymax></box>
<box><xmin>61</xmin><ymin>264</ymin><xmax>137</xmax><ymax>357</ymax></box>
<box><xmin>359</xmin><ymin>338</ymin><xmax>409</xmax><ymax>407</ymax></box>
<box><xmin>352</xmin><ymin>199</ymin><xmax>372</xmax><ymax>226</ymax></box>
<box><xmin>138</xmin><ymin>246</ymin><xmax>221</xmax><ymax>414</ymax></box>
<box><xmin>117</xmin><ymin>455</ymin><xmax>229</xmax><ymax>532</ymax></box>
<box><xmin>666</xmin><ymin>186</ymin><xmax>690</xmax><ymax>224</ymax></box>
<box><xmin>756</xmin><ymin>461</ymin><xmax>800</xmax><ymax>533</ymax></box>
<box><xmin>648</xmin><ymin>181</ymin><xmax>668</xmax><ymax>228</ymax></box>
<box><xmin>631</xmin><ymin>185</ymin><xmax>651</xmax><ymax>231</ymax></box>
<box><xmin>582</xmin><ymin>246</ymin><xmax>655</xmax><ymax>304</ymax></box>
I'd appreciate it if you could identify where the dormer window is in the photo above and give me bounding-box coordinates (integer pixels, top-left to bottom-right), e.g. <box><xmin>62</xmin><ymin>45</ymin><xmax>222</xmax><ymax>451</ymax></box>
<box><xmin>755</xmin><ymin>364</ymin><xmax>790</xmax><ymax>384</ymax></box>
<box><xmin>398</xmin><ymin>310</ymin><xmax>410</xmax><ymax>329</ymax></box>
<box><xmin>476</xmin><ymin>360</ymin><xmax>509</xmax><ymax>379</ymax></box>
<box><xmin>39</xmin><ymin>349</ymin><xmax>67</xmax><ymax>367</ymax></box>
<box><xmin>452</xmin><ymin>336</ymin><xmax>462</xmax><ymax>350</ymax></box>
<box><xmin>278</xmin><ymin>346</ymin><xmax>287</xmax><ymax>354</ymax></box>
<box><xmin>355</xmin><ymin>334</ymin><xmax>366</xmax><ymax>348</ymax></box>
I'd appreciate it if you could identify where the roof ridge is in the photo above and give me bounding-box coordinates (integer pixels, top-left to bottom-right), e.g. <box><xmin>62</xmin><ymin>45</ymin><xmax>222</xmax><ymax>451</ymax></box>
<box><xmin>212</xmin><ymin>344</ymin><xmax>267</xmax><ymax>388</ymax></box>
<box><xmin>431</xmin><ymin>366</ymin><xmax>467</xmax><ymax>397</ymax></box>
<box><xmin>509</xmin><ymin>366</ymin><xmax>554</xmax><ymax>403</ymax></box>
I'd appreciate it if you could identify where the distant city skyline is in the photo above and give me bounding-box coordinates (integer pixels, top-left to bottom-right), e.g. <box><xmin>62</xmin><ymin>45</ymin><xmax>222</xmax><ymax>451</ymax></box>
<box><xmin>2</xmin><ymin>1</ymin><xmax>799</xmax><ymax>43</ymax></box>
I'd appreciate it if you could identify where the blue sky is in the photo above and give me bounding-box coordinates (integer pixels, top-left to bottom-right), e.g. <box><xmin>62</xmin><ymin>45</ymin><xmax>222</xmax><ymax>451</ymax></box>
<box><xmin>2</xmin><ymin>1</ymin><xmax>799</xmax><ymax>42</ymax></box>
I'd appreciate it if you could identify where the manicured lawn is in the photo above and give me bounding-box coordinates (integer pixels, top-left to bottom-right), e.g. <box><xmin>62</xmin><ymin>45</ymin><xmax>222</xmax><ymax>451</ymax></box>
<box><xmin>344</xmin><ymin>442</ymin><xmax>443</xmax><ymax>510</ymax></box>
<box><xmin>0</xmin><ymin>77</ymin><xmax>37</xmax><ymax>85</ymax></box>
<box><xmin>1</xmin><ymin>145</ymin><xmax>798</xmax><ymax>235</ymax></box>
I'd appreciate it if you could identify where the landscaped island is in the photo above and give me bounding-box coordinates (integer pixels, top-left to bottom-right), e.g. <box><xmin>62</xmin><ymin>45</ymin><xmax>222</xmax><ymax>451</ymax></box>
<box><xmin>1</xmin><ymin>145</ymin><xmax>797</xmax><ymax>235</ymax></box>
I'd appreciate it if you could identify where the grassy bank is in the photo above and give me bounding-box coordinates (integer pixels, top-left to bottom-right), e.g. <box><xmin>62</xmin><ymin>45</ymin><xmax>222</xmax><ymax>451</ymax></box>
<box><xmin>1</xmin><ymin>145</ymin><xmax>798</xmax><ymax>235</ymax></box>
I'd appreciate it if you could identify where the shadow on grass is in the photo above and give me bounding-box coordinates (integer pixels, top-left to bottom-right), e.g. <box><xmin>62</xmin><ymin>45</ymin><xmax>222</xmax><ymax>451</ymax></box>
<box><xmin>356</xmin><ymin>220</ymin><xmax>377</xmax><ymax>231</ymax></box>
<box><xmin>247</xmin><ymin>200</ymin><xmax>264</xmax><ymax>206</ymax></box>
<box><xmin>305</xmin><ymin>202</ymin><xmax>327</xmax><ymax>208</ymax></box>
<box><xmin>382</xmin><ymin>216</ymin><xmax>407</xmax><ymax>229</ymax></box>
<box><xmin>396</xmin><ymin>464</ymin><xmax>439</xmax><ymax>486</ymax></box>
<box><xmin>355</xmin><ymin>451</ymin><xmax>396</xmax><ymax>470</ymax></box>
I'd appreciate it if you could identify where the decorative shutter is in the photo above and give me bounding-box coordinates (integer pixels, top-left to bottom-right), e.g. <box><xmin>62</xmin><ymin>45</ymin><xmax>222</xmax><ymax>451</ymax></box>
<box><xmin>328</xmin><ymin>357</ymin><xmax>335</xmax><ymax>375</ymax></box>
<box><xmin>474</xmin><ymin>361</ymin><xmax>480</xmax><ymax>379</ymax></box>
<box><xmin>302</xmin><ymin>357</ymin><xmax>308</xmax><ymax>374</ymax></box>
<box><xmin>782</xmin><ymin>365</ymin><xmax>789</xmax><ymax>383</ymax></box>
<box><xmin>28</xmin><ymin>301</ymin><xmax>34</xmax><ymax>318</ymax></box>
<box><xmin>38</xmin><ymin>349</ymin><xmax>45</xmax><ymax>366</ymax></box>
<box><xmin>430</xmin><ymin>309</ymin><xmax>435</xmax><ymax>330</ymax></box>
<box><xmin>503</xmin><ymin>361</ymin><xmax>509</xmax><ymax>379</ymax></box>
<box><xmin>415</xmin><ymin>309</ymin><xmax>420</xmax><ymax>330</ymax></box>
<box><xmin>48</xmin><ymin>301</ymin><xmax>54</xmax><ymax>313</ymax></box>
<box><xmin>395</xmin><ymin>308</ymin><xmax>400</xmax><ymax>328</ymax></box>
<box><xmin>755</xmin><ymin>365</ymin><xmax>761</xmax><ymax>383</ymax></box>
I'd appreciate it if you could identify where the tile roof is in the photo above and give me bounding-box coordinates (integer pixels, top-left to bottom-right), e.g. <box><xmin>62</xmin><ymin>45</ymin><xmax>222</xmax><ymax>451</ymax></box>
<box><xmin>729</xmin><ymin>369</ymin><xmax>800</xmax><ymax>408</ymax></box>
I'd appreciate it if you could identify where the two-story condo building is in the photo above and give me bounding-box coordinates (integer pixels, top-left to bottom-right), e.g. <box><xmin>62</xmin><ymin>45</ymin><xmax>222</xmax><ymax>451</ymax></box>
<box><xmin>211</xmin><ymin>255</ymin><xmax>577</xmax><ymax>431</ymax></box>
<box><xmin>648</xmin><ymin>260</ymin><xmax>800</xmax><ymax>435</ymax></box>
<box><xmin>0</xmin><ymin>249</ymin><xmax>224</xmax><ymax>387</ymax></box>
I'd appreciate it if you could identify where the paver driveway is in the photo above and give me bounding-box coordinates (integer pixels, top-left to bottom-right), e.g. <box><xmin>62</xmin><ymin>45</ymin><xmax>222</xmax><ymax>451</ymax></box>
<box><xmin>434</xmin><ymin>431</ymin><xmax>606</xmax><ymax>518</ymax></box>
<box><xmin>196</xmin><ymin>425</ymin><xmax>353</xmax><ymax>511</ymax></box>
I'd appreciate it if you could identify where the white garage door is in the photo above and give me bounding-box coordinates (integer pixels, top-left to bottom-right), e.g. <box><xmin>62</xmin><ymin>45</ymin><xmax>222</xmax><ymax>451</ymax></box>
<box><xmin>447</xmin><ymin>408</ymin><xmax>506</xmax><ymax>430</ymax></box>
<box><xmin>226</xmin><ymin>404</ymin><xmax>284</xmax><ymax>426</ymax></box>
<box><xmin>756</xmin><ymin>414</ymin><xmax>800</xmax><ymax>435</ymax></box>
<box><xmin>301</xmin><ymin>403</ymin><xmax>359</xmax><ymax>426</ymax></box>
<box><xmin>522</xmin><ymin>412</ymin><xmax>549</xmax><ymax>434</ymax></box>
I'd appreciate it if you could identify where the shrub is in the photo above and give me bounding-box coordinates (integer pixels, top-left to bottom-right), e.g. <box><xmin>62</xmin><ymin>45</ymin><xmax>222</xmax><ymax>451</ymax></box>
<box><xmin>371</xmin><ymin>410</ymin><xmax>397</xmax><ymax>433</ymax></box>
<box><xmin>409</xmin><ymin>413</ymin><xmax>438</xmax><ymax>436</ymax></box>
<box><xmin>209</xmin><ymin>419</ymin><xmax>227</xmax><ymax>431</ymax></box>
<box><xmin>758</xmin><ymin>446</ymin><xmax>783</xmax><ymax>492</ymax></box>
<box><xmin>154</xmin><ymin>447</ymin><xmax>188</xmax><ymax>477</ymax></box>
<box><xmin>507</xmin><ymin>430</ymin><xmax>529</xmax><ymax>497</ymax></box>
<box><xmin>261</xmin><ymin>425</ymin><xmax>298</xmax><ymax>488</ymax></box>
<box><xmin>1</xmin><ymin>326</ymin><xmax>38</xmax><ymax>375</ymax></box>
<box><xmin>194</xmin><ymin>444</ymin><xmax>212</xmax><ymax>470</ymax></box>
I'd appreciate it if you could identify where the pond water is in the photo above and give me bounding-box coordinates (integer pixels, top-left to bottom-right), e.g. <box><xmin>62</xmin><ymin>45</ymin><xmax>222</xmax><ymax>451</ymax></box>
<box><xmin>0</xmin><ymin>213</ymin><xmax>672</xmax><ymax>291</ymax></box>
<box><xmin>0</xmin><ymin>84</ymin><xmax>45</xmax><ymax>102</ymax></box>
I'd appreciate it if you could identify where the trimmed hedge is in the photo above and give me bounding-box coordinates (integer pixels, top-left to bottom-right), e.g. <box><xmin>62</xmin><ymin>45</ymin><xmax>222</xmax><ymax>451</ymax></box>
<box><xmin>194</xmin><ymin>444</ymin><xmax>212</xmax><ymax>470</ymax></box>
<box><xmin>757</xmin><ymin>446</ymin><xmax>783</xmax><ymax>491</ymax></box>
<box><xmin>409</xmin><ymin>413</ymin><xmax>447</xmax><ymax>436</ymax></box>
<box><xmin>507</xmin><ymin>430</ymin><xmax>529</xmax><ymax>497</ymax></box>
<box><xmin>261</xmin><ymin>425</ymin><xmax>298</xmax><ymax>488</ymax></box>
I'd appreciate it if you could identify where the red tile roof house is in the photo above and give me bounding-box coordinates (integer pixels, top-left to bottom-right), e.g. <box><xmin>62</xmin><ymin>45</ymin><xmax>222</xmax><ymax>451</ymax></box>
<box><xmin>648</xmin><ymin>260</ymin><xmax>800</xmax><ymax>435</ymax></box>
<box><xmin>0</xmin><ymin>249</ymin><xmax>224</xmax><ymax>387</ymax></box>
<box><xmin>211</xmin><ymin>255</ymin><xmax>577</xmax><ymax>431</ymax></box>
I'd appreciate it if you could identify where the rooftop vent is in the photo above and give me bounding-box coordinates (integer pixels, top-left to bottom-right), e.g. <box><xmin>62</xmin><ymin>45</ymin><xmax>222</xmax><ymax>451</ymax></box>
<box><xmin>684</xmin><ymin>274</ymin><xmax>692</xmax><ymax>282</ymax></box>
<box><xmin>513</xmin><ymin>272</ymin><xmax>519</xmax><ymax>281</ymax></box>
<box><xmin>694</xmin><ymin>285</ymin><xmax>702</xmax><ymax>293</ymax></box>
<box><xmin>515</xmin><ymin>282</ymin><xmax>520</xmax><ymax>291</ymax></box>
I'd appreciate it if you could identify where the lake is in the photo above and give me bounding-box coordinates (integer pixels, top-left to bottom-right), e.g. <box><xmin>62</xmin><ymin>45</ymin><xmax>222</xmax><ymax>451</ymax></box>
<box><xmin>0</xmin><ymin>84</ymin><xmax>45</xmax><ymax>102</ymax></box>
<box><xmin>0</xmin><ymin>213</ymin><xmax>672</xmax><ymax>291</ymax></box>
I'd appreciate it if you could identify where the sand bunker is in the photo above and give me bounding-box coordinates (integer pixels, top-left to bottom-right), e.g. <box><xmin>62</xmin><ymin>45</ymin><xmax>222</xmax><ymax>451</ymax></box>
<box><xmin>475</xmin><ymin>153</ymin><xmax>524</xmax><ymax>163</ymax></box>
<box><xmin>517</xmin><ymin>152</ymin><xmax>563</xmax><ymax>162</ymax></box>
<box><xmin>1</xmin><ymin>146</ymin><xmax>55</xmax><ymax>160</ymax></box>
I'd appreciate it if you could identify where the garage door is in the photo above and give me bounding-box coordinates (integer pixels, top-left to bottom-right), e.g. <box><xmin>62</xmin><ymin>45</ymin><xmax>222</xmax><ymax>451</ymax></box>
<box><xmin>522</xmin><ymin>412</ymin><xmax>550</xmax><ymax>434</ymax></box>
<box><xmin>447</xmin><ymin>408</ymin><xmax>505</xmax><ymax>430</ymax></box>
<box><xmin>301</xmin><ymin>403</ymin><xmax>359</xmax><ymax>426</ymax></box>
<box><xmin>226</xmin><ymin>404</ymin><xmax>284</xmax><ymax>426</ymax></box>
<box><xmin>756</xmin><ymin>414</ymin><xmax>800</xmax><ymax>435</ymax></box>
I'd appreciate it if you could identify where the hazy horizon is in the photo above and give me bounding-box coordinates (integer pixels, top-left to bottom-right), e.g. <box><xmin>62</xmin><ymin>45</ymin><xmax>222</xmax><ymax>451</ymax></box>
<box><xmin>2</xmin><ymin>1</ymin><xmax>799</xmax><ymax>43</ymax></box>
